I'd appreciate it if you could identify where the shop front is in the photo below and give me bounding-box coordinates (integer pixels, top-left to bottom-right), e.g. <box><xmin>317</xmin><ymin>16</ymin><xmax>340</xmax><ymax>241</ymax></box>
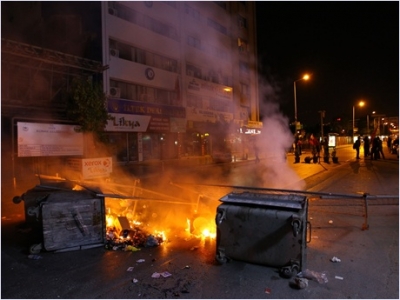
<box><xmin>105</xmin><ymin>99</ymin><xmax>186</xmax><ymax>163</ymax></box>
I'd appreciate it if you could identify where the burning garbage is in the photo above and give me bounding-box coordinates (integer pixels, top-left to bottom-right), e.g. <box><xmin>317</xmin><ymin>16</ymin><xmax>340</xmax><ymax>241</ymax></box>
<box><xmin>104</xmin><ymin>220</ymin><xmax>165</xmax><ymax>251</ymax></box>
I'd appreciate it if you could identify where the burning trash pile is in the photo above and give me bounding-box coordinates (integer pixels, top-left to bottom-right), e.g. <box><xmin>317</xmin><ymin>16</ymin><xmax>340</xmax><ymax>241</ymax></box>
<box><xmin>101</xmin><ymin>180</ymin><xmax>221</xmax><ymax>251</ymax></box>
<box><xmin>105</xmin><ymin>214</ymin><xmax>166</xmax><ymax>251</ymax></box>
<box><xmin>104</xmin><ymin>197</ymin><xmax>217</xmax><ymax>251</ymax></box>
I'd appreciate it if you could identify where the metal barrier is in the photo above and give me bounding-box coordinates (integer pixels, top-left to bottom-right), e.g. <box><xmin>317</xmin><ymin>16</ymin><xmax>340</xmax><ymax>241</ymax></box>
<box><xmin>176</xmin><ymin>183</ymin><xmax>399</xmax><ymax>231</ymax></box>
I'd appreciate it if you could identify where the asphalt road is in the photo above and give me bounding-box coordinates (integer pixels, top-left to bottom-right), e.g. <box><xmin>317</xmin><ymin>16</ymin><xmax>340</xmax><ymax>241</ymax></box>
<box><xmin>1</xmin><ymin>145</ymin><xmax>399</xmax><ymax>299</ymax></box>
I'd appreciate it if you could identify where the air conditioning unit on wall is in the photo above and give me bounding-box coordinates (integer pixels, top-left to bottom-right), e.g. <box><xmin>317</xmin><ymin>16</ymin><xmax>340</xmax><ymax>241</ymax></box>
<box><xmin>108</xmin><ymin>8</ymin><xmax>118</xmax><ymax>16</ymax></box>
<box><xmin>110</xmin><ymin>87</ymin><xmax>121</xmax><ymax>98</ymax></box>
<box><xmin>110</xmin><ymin>48</ymin><xmax>119</xmax><ymax>57</ymax></box>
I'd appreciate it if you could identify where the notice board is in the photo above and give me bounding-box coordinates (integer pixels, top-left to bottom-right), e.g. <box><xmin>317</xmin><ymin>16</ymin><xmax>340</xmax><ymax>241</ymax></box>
<box><xmin>17</xmin><ymin>122</ymin><xmax>83</xmax><ymax>157</ymax></box>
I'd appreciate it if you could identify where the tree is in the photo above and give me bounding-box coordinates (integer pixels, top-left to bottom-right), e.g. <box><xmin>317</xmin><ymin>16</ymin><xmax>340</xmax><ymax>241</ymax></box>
<box><xmin>67</xmin><ymin>77</ymin><xmax>110</xmax><ymax>144</ymax></box>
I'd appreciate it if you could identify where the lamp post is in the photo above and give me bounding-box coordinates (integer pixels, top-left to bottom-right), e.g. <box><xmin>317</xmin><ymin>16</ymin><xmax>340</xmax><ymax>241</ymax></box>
<box><xmin>352</xmin><ymin>101</ymin><xmax>365</xmax><ymax>141</ymax></box>
<box><xmin>293</xmin><ymin>74</ymin><xmax>310</xmax><ymax>129</ymax></box>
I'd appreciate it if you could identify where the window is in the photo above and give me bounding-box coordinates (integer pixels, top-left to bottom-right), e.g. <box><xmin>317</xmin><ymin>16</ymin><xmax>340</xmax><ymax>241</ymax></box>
<box><xmin>110</xmin><ymin>80</ymin><xmax>182</xmax><ymax>106</ymax></box>
<box><xmin>187</xmin><ymin>36</ymin><xmax>201</xmax><ymax>50</ymax></box>
<box><xmin>239</xmin><ymin>61</ymin><xmax>249</xmax><ymax>74</ymax></box>
<box><xmin>184</xmin><ymin>4</ymin><xmax>200</xmax><ymax>21</ymax></box>
<box><xmin>238</xmin><ymin>15</ymin><xmax>247</xmax><ymax>29</ymax></box>
<box><xmin>240</xmin><ymin>83</ymin><xmax>249</xmax><ymax>96</ymax></box>
<box><xmin>110</xmin><ymin>2</ymin><xmax>179</xmax><ymax>42</ymax></box>
<box><xmin>238</xmin><ymin>38</ymin><xmax>248</xmax><ymax>53</ymax></box>
<box><xmin>207</xmin><ymin>18</ymin><xmax>228</xmax><ymax>35</ymax></box>
<box><xmin>240</xmin><ymin>82</ymin><xmax>249</xmax><ymax>105</ymax></box>
<box><xmin>186</xmin><ymin>64</ymin><xmax>202</xmax><ymax>79</ymax></box>
<box><xmin>109</xmin><ymin>39</ymin><xmax>177</xmax><ymax>73</ymax></box>
<box><xmin>145</xmin><ymin>51</ymin><xmax>154</xmax><ymax>66</ymax></box>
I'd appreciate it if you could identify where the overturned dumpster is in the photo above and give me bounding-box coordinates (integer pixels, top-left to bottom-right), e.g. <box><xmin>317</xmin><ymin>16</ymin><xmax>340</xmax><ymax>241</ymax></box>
<box><xmin>215</xmin><ymin>192</ymin><xmax>309</xmax><ymax>278</ymax></box>
<box><xmin>13</xmin><ymin>177</ymin><xmax>106</xmax><ymax>254</ymax></box>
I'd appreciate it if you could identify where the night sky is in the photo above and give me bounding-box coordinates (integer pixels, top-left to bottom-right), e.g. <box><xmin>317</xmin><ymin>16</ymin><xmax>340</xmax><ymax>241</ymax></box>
<box><xmin>256</xmin><ymin>1</ymin><xmax>399</xmax><ymax>128</ymax></box>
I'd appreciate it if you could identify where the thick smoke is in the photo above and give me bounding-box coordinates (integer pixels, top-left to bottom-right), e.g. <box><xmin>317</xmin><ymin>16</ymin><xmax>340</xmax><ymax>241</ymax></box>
<box><xmin>4</xmin><ymin>2</ymin><xmax>305</xmax><ymax>241</ymax></box>
<box><xmin>257</xmin><ymin>101</ymin><xmax>305</xmax><ymax>190</ymax></box>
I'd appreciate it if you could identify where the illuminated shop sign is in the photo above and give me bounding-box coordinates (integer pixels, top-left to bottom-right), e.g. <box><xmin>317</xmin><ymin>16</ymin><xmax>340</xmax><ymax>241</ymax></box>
<box><xmin>240</xmin><ymin>128</ymin><xmax>261</xmax><ymax>135</ymax></box>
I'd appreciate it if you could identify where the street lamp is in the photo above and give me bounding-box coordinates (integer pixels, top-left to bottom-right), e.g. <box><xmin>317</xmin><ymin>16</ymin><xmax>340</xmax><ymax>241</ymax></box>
<box><xmin>294</xmin><ymin>74</ymin><xmax>310</xmax><ymax>129</ymax></box>
<box><xmin>352</xmin><ymin>101</ymin><xmax>365</xmax><ymax>140</ymax></box>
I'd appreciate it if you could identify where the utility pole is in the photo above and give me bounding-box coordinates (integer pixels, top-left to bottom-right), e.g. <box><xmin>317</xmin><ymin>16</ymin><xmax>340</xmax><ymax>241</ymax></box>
<box><xmin>319</xmin><ymin>110</ymin><xmax>325</xmax><ymax>140</ymax></box>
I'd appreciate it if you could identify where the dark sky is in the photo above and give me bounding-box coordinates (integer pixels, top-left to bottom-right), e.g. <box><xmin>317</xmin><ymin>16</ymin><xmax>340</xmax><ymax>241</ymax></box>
<box><xmin>256</xmin><ymin>1</ymin><xmax>399</xmax><ymax>127</ymax></box>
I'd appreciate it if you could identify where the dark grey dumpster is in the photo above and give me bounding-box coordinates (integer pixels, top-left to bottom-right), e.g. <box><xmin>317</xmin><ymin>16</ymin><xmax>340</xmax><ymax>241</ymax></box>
<box><xmin>215</xmin><ymin>192</ymin><xmax>309</xmax><ymax>277</ymax></box>
<box><xmin>13</xmin><ymin>179</ymin><xmax>106</xmax><ymax>254</ymax></box>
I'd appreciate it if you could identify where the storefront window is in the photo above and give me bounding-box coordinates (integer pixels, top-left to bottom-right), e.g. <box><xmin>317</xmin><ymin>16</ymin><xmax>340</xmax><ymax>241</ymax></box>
<box><xmin>128</xmin><ymin>133</ymin><xmax>138</xmax><ymax>161</ymax></box>
<box><xmin>142</xmin><ymin>133</ymin><xmax>161</xmax><ymax>160</ymax></box>
<box><xmin>107</xmin><ymin>133</ymin><xmax>128</xmax><ymax>162</ymax></box>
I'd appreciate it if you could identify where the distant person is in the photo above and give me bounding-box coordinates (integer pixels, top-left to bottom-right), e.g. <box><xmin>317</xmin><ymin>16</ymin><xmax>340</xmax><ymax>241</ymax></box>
<box><xmin>309</xmin><ymin>134</ymin><xmax>320</xmax><ymax>163</ymax></box>
<box><xmin>392</xmin><ymin>137</ymin><xmax>399</xmax><ymax>157</ymax></box>
<box><xmin>296</xmin><ymin>136</ymin><xmax>302</xmax><ymax>155</ymax></box>
<box><xmin>387</xmin><ymin>136</ymin><xmax>392</xmax><ymax>151</ymax></box>
<box><xmin>353</xmin><ymin>136</ymin><xmax>361</xmax><ymax>159</ymax></box>
<box><xmin>377</xmin><ymin>136</ymin><xmax>385</xmax><ymax>159</ymax></box>
<box><xmin>363</xmin><ymin>136</ymin><xmax>370</xmax><ymax>158</ymax></box>
<box><xmin>371</xmin><ymin>136</ymin><xmax>380</xmax><ymax>160</ymax></box>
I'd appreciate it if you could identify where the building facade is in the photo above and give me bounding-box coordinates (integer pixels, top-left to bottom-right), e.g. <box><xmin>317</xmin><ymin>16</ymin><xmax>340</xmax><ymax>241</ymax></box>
<box><xmin>1</xmin><ymin>2</ymin><xmax>104</xmax><ymax>186</ymax></box>
<box><xmin>101</xmin><ymin>1</ymin><xmax>262</xmax><ymax>163</ymax></box>
<box><xmin>1</xmin><ymin>1</ymin><xmax>262</xmax><ymax>189</ymax></box>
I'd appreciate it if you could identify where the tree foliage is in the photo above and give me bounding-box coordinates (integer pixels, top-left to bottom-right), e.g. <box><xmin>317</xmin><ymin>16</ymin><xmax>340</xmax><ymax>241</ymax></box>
<box><xmin>67</xmin><ymin>77</ymin><xmax>110</xmax><ymax>142</ymax></box>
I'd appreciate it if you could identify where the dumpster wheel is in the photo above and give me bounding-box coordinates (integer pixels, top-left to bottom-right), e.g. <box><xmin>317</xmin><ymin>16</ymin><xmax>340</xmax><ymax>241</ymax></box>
<box><xmin>215</xmin><ymin>251</ymin><xmax>228</xmax><ymax>265</ymax></box>
<box><xmin>279</xmin><ymin>264</ymin><xmax>299</xmax><ymax>279</ymax></box>
<box><xmin>29</xmin><ymin>243</ymin><xmax>43</xmax><ymax>254</ymax></box>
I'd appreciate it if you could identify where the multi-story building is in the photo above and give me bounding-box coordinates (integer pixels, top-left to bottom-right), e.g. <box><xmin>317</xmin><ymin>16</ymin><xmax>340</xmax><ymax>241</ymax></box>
<box><xmin>101</xmin><ymin>1</ymin><xmax>261</xmax><ymax>163</ymax></box>
<box><xmin>1</xmin><ymin>2</ymin><xmax>262</xmax><ymax>188</ymax></box>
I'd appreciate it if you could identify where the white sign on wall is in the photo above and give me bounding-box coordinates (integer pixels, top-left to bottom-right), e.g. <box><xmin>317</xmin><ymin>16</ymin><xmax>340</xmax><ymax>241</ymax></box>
<box><xmin>17</xmin><ymin>122</ymin><xmax>83</xmax><ymax>157</ymax></box>
<box><xmin>67</xmin><ymin>157</ymin><xmax>113</xmax><ymax>179</ymax></box>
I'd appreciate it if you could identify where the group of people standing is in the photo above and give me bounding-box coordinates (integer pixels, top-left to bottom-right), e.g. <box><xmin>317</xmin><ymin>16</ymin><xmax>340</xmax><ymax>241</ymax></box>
<box><xmin>353</xmin><ymin>135</ymin><xmax>385</xmax><ymax>160</ymax></box>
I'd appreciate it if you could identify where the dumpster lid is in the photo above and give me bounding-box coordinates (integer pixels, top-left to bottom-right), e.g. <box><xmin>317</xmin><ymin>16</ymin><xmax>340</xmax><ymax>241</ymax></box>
<box><xmin>219</xmin><ymin>192</ymin><xmax>306</xmax><ymax>209</ymax></box>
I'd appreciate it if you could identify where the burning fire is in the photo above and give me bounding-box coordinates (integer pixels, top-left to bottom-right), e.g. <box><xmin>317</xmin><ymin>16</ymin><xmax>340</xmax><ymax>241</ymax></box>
<box><xmin>105</xmin><ymin>209</ymin><xmax>166</xmax><ymax>250</ymax></box>
<box><xmin>188</xmin><ymin>216</ymin><xmax>216</xmax><ymax>240</ymax></box>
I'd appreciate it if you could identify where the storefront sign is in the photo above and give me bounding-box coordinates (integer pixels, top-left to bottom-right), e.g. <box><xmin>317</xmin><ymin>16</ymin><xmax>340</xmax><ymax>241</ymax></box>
<box><xmin>67</xmin><ymin>157</ymin><xmax>112</xmax><ymax>179</ymax></box>
<box><xmin>105</xmin><ymin>113</ymin><xmax>175</xmax><ymax>133</ymax></box>
<box><xmin>170</xmin><ymin>117</ymin><xmax>187</xmax><ymax>132</ymax></box>
<box><xmin>148</xmin><ymin>116</ymin><xmax>170</xmax><ymax>132</ymax></box>
<box><xmin>108</xmin><ymin>99</ymin><xmax>186</xmax><ymax>118</ymax></box>
<box><xmin>17</xmin><ymin>122</ymin><xmax>83</xmax><ymax>157</ymax></box>
<box><xmin>105</xmin><ymin>113</ymin><xmax>151</xmax><ymax>132</ymax></box>
<box><xmin>247</xmin><ymin>120</ymin><xmax>263</xmax><ymax>128</ymax></box>
<box><xmin>186</xmin><ymin>107</ymin><xmax>233</xmax><ymax>123</ymax></box>
<box><xmin>240</xmin><ymin>128</ymin><xmax>261</xmax><ymax>135</ymax></box>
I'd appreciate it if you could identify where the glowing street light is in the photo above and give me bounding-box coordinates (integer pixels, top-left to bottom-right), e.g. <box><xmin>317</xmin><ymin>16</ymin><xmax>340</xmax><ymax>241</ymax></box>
<box><xmin>294</xmin><ymin>74</ymin><xmax>310</xmax><ymax>129</ymax></box>
<box><xmin>352</xmin><ymin>100</ymin><xmax>365</xmax><ymax>140</ymax></box>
